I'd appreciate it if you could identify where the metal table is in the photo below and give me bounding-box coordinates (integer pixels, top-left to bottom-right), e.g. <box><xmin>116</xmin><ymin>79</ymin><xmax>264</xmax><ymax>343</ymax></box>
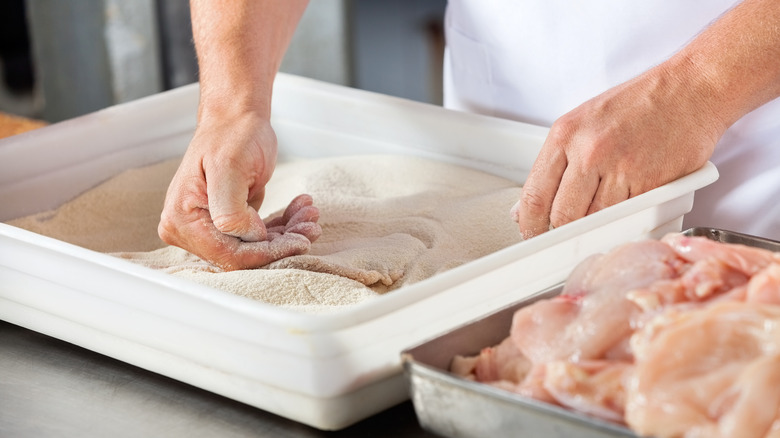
<box><xmin>0</xmin><ymin>320</ymin><xmax>436</xmax><ymax>437</ymax></box>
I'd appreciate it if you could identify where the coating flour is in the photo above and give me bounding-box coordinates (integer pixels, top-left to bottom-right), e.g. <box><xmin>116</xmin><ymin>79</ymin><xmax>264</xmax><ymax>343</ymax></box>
<box><xmin>9</xmin><ymin>154</ymin><xmax>523</xmax><ymax>313</ymax></box>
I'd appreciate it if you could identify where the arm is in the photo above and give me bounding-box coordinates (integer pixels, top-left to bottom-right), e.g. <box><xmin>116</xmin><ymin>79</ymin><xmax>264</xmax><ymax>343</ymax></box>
<box><xmin>158</xmin><ymin>0</ymin><xmax>319</xmax><ymax>271</ymax></box>
<box><xmin>513</xmin><ymin>0</ymin><xmax>780</xmax><ymax>238</ymax></box>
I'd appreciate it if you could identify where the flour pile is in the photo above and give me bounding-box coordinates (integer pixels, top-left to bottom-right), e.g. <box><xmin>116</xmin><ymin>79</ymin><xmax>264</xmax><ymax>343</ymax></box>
<box><xmin>9</xmin><ymin>154</ymin><xmax>523</xmax><ymax>313</ymax></box>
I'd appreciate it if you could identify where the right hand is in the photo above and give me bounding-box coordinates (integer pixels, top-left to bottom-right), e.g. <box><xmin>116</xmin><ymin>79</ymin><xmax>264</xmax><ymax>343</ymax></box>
<box><xmin>158</xmin><ymin>113</ymin><xmax>321</xmax><ymax>271</ymax></box>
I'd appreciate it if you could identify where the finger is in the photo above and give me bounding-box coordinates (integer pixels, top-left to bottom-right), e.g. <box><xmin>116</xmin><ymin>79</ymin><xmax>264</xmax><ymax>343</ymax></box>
<box><xmin>207</xmin><ymin>171</ymin><xmax>267</xmax><ymax>242</ymax></box>
<box><xmin>586</xmin><ymin>174</ymin><xmax>630</xmax><ymax>215</ymax></box>
<box><xmin>247</xmin><ymin>186</ymin><xmax>266</xmax><ymax>211</ymax></box>
<box><xmin>265</xmin><ymin>195</ymin><xmax>317</xmax><ymax>228</ymax></box>
<box><xmin>549</xmin><ymin>167</ymin><xmax>600</xmax><ymax>229</ymax></box>
<box><xmin>268</xmin><ymin>205</ymin><xmax>321</xmax><ymax>242</ymax></box>
<box><xmin>265</xmin><ymin>216</ymin><xmax>286</xmax><ymax>228</ymax></box>
<box><xmin>199</xmin><ymin>222</ymin><xmax>311</xmax><ymax>271</ymax></box>
<box><xmin>193</xmin><ymin>208</ymin><xmax>317</xmax><ymax>271</ymax></box>
<box><xmin>160</xmin><ymin>207</ymin><xmax>250</xmax><ymax>271</ymax></box>
<box><xmin>227</xmin><ymin>233</ymin><xmax>311</xmax><ymax>270</ymax></box>
<box><xmin>286</xmin><ymin>205</ymin><xmax>320</xmax><ymax>228</ymax></box>
<box><xmin>282</xmin><ymin>194</ymin><xmax>314</xmax><ymax>222</ymax></box>
<box><xmin>165</xmin><ymin>204</ymin><xmax>316</xmax><ymax>271</ymax></box>
<box><xmin>286</xmin><ymin>221</ymin><xmax>323</xmax><ymax>243</ymax></box>
<box><xmin>513</xmin><ymin>143</ymin><xmax>568</xmax><ymax>239</ymax></box>
<box><xmin>266</xmin><ymin>225</ymin><xmax>287</xmax><ymax>234</ymax></box>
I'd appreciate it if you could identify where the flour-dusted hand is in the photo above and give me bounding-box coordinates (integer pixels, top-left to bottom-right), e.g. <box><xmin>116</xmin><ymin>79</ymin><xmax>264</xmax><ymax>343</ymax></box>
<box><xmin>158</xmin><ymin>116</ymin><xmax>321</xmax><ymax>271</ymax></box>
<box><xmin>158</xmin><ymin>0</ymin><xmax>312</xmax><ymax>270</ymax></box>
<box><xmin>264</xmin><ymin>193</ymin><xmax>321</xmax><ymax>239</ymax></box>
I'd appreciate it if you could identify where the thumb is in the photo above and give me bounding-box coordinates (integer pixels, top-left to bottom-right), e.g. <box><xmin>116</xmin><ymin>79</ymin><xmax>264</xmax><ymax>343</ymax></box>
<box><xmin>207</xmin><ymin>177</ymin><xmax>267</xmax><ymax>242</ymax></box>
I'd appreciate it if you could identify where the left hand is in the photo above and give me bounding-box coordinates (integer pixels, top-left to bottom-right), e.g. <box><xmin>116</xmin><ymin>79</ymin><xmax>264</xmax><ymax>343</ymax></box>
<box><xmin>512</xmin><ymin>62</ymin><xmax>725</xmax><ymax>239</ymax></box>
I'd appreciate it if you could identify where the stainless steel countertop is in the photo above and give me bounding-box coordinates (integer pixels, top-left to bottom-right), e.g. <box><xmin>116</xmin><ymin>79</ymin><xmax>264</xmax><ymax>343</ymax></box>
<box><xmin>0</xmin><ymin>320</ymin><xmax>436</xmax><ymax>437</ymax></box>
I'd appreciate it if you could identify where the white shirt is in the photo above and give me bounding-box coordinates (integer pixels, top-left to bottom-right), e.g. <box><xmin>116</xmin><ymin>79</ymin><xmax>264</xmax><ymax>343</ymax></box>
<box><xmin>443</xmin><ymin>0</ymin><xmax>780</xmax><ymax>240</ymax></box>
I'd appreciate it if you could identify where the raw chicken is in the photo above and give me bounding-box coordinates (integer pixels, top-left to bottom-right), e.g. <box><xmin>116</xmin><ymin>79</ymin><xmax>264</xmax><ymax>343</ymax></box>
<box><xmin>510</xmin><ymin>239</ymin><xmax>681</xmax><ymax>363</ymax></box>
<box><xmin>626</xmin><ymin>301</ymin><xmax>780</xmax><ymax>438</ymax></box>
<box><xmin>451</xmin><ymin>336</ymin><xmax>531</xmax><ymax>384</ymax></box>
<box><xmin>746</xmin><ymin>264</ymin><xmax>780</xmax><ymax>305</ymax></box>
<box><xmin>662</xmin><ymin>233</ymin><xmax>778</xmax><ymax>276</ymax></box>
<box><xmin>541</xmin><ymin>359</ymin><xmax>632</xmax><ymax>423</ymax></box>
<box><xmin>451</xmin><ymin>233</ymin><xmax>780</xmax><ymax>438</ymax></box>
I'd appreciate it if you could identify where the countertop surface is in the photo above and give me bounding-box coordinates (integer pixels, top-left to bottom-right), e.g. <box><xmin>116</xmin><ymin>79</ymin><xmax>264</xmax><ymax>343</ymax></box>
<box><xmin>0</xmin><ymin>320</ymin><xmax>437</xmax><ymax>438</ymax></box>
<box><xmin>0</xmin><ymin>112</ymin><xmax>47</xmax><ymax>139</ymax></box>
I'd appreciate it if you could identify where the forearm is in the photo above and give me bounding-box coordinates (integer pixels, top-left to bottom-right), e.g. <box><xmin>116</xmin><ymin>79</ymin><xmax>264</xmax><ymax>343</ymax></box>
<box><xmin>666</xmin><ymin>0</ymin><xmax>780</xmax><ymax>133</ymax></box>
<box><xmin>190</xmin><ymin>0</ymin><xmax>309</xmax><ymax>121</ymax></box>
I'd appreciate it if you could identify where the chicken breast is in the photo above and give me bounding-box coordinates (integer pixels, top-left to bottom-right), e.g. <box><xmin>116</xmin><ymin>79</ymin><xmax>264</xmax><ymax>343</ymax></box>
<box><xmin>626</xmin><ymin>301</ymin><xmax>780</xmax><ymax>438</ymax></box>
<box><xmin>451</xmin><ymin>234</ymin><xmax>780</xmax><ymax>438</ymax></box>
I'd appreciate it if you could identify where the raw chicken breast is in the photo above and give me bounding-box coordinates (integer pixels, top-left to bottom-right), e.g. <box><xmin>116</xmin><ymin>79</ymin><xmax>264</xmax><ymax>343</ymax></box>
<box><xmin>626</xmin><ymin>301</ymin><xmax>780</xmax><ymax>438</ymax></box>
<box><xmin>450</xmin><ymin>233</ymin><xmax>780</xmax><ymax>438</ymax></box>
<box><xmin>451</xmin><ymin>336</ymin><xmax>531</xmax><ymax>384</ymax></box>
<box><xmin>510</xmin><ymin>239</ymin><xmax>680</xmax><ymax>363</ymax></box>
<box><xmin>746</xmin><ymin>264</ymin><xmax>780</xmax><ymax>305</ymax></box>
<box><xmin>662</xmin><ymin>233</ymin><xmax>778</xmax><ymax>276</ymax></box>
<box><xmin>542</xmin><ymin>359</ymin><xmax>632</xmax><ymax>423</ymax></box>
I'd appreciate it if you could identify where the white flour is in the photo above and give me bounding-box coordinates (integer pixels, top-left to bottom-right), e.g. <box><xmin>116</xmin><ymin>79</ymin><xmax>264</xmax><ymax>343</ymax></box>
<box><xmin>9</xmin><ymin>154</ymin><xmax>523</xmax><ymax>313</ymax></box>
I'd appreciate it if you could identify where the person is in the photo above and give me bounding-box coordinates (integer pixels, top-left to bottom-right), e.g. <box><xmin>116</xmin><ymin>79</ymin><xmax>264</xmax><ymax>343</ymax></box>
<box><xmin>159</xmin><ymin>0</ymin><xmax>780</xmax><ymax>271</ymax></box>
<box><xmin>158</xmin><ymin>1</ymin><xmax>316</xmax><ymax>271</ymax></box>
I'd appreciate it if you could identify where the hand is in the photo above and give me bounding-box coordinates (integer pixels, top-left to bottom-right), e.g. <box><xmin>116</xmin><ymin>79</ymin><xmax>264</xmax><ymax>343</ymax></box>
<box><xmin>512</xmin><ymin>61</ymin><xmax>726</xmax><ymax>239</ymax></box>
<box><xmin>158</xmin><ymin>114</ymin><xmax>321</xmax><ymax>271</ymax></box>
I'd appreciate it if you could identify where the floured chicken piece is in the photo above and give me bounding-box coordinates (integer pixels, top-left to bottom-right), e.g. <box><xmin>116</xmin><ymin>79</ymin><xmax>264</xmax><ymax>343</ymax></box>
<box><xmin>451</xmin><ymin>233</ymin><xmax>780</xmax><ymax>438</ymax></box>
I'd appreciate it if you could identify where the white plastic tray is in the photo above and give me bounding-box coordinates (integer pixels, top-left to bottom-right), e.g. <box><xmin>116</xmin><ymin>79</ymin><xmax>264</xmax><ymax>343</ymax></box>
<box><xmin>0</xmin><ymin>73</ymin><xmax>718</xmax><ymax>430</ymax></box>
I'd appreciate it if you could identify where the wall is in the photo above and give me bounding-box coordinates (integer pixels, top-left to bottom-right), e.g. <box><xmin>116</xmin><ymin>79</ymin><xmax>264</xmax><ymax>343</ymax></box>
<box><xmin>0</xmin><ymin>0</ymin><xmax>446</xmax><ymax>122</ymax></box>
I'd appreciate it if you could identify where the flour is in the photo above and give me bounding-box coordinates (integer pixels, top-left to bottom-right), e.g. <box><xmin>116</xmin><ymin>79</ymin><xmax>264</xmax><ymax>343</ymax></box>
<box><xmin>8</xmin><ymin>159</ymin><xmax>177</xmax><ymax>253</ymax></box>
<box><xmin>8</xmin><ymin>154</ymin><xmax>524</xmax><ymax>313</ymax></box>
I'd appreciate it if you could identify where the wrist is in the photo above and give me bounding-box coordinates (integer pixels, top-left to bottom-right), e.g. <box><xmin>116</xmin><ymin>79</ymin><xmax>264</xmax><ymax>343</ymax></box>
<box><xmin>188</xmin><ymin>103</ymin><xmax>277</xmax><ymax>170</ymax></box>
<box><xmin>197</xmin><ymin>83</ymin><xmax>273</xmax><ymax>123</ymax></box>
<box><xmin>656</xmin><ymin>53</ymin><xmax>733</xmax><ymax>141</ymax></box>
<box><xmin>664</xmin><ymin>0</ymin><xmax>780</xmax><ymax>134</ymax></box>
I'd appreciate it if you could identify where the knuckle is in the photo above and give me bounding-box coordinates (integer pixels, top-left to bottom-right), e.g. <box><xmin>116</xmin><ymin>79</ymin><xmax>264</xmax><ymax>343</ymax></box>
<box><xmin>212</xmin><ymin>211</ymin><xmax>250</xmax><ymax>236</ymax></box>
<box><xmin>520</xmin><ymin>186</ymin><xmax>549</xmax><ymax>216</ymax></box>
<box><xmin>587</xmin><ymin>200</ymin><xmax>607</xmax><ymax>215</ymax></box>
<box><xmin>157</xmin><ymin>212</ymin><xmax>180</xmax><ymax>245</ymax></box>
<box><xmin>549</xmin><ymin>207</ymin><xmax>578</xmax><ymax>229</ymax></box>
<box><xmin>548</xmin><ymin>115</ymin><xmax>575</xmax><ymax>141</ymax></box>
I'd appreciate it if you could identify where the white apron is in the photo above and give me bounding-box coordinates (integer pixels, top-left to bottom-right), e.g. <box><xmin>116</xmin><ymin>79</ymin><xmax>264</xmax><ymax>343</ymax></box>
<box><xmin>443</xmin><ymin>0</ymin><xmax>780</xmax><ymax>240</ymax></box>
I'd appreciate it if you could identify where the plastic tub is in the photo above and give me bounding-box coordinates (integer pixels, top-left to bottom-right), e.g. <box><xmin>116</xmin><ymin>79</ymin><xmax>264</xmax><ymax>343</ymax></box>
<box><xmin>0</xmin><ymin>74</ymin><xmax>718</xmax><ymax>430</ymax></box>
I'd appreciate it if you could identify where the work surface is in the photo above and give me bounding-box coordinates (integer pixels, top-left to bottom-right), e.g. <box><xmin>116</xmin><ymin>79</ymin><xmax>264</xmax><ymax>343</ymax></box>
<box><xmin>0</xmin><ymin>321</ymin><xmax>435</xmax><ymax>437</ymax></box>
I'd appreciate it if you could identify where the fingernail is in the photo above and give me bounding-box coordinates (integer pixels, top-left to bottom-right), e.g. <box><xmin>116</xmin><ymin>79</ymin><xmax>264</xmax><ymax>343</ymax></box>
<box><xmin>509</xmin><ymin>199</ymin><xmax>522</xmax><ymax>223</ymax></box>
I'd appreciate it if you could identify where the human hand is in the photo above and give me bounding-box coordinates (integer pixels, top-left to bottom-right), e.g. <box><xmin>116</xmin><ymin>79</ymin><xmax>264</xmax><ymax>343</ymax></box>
<box><xmin>512</xmin><ymin>62</ymin><xmax>727</xmax><ymax>239</ymax></box>
<box><xmin>158</xmin><ymin>115</ymin><xmax>321</xmax><ymax>270</ymax></box>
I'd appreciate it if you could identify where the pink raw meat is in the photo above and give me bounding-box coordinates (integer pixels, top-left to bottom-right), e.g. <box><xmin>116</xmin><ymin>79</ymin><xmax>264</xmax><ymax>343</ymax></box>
<box><xmin>510</xmin><ymin>239</ymin><xmax>680</xmax><ymax>363</ymax></box>
<box><xmin>542</xmin><ymin>359</ymin><xmax>632</xmax><ymax>423</ymax></box>
<box><xmin>451</xmin><ymin>233</ymin><xmax>780</xmax><ymax>438</ymax></box>
<box><xmin>746</xmin><ymin>264</ymin><xmax>780</xmax><ymax>305</ymax></box>
<box><xmin>451</xmin><ymin>336</ymin><xmax>531</xmax><ymax>384</ymax></box>
<box><xmin>662</xmin><ymin>233</ymin><xmax>778</xmax><ymax>276</ymax></box>
<box><xmin>626</xmin><ymin>301</ymin><xmax>780</xmax><ymax>438</ymax></box>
